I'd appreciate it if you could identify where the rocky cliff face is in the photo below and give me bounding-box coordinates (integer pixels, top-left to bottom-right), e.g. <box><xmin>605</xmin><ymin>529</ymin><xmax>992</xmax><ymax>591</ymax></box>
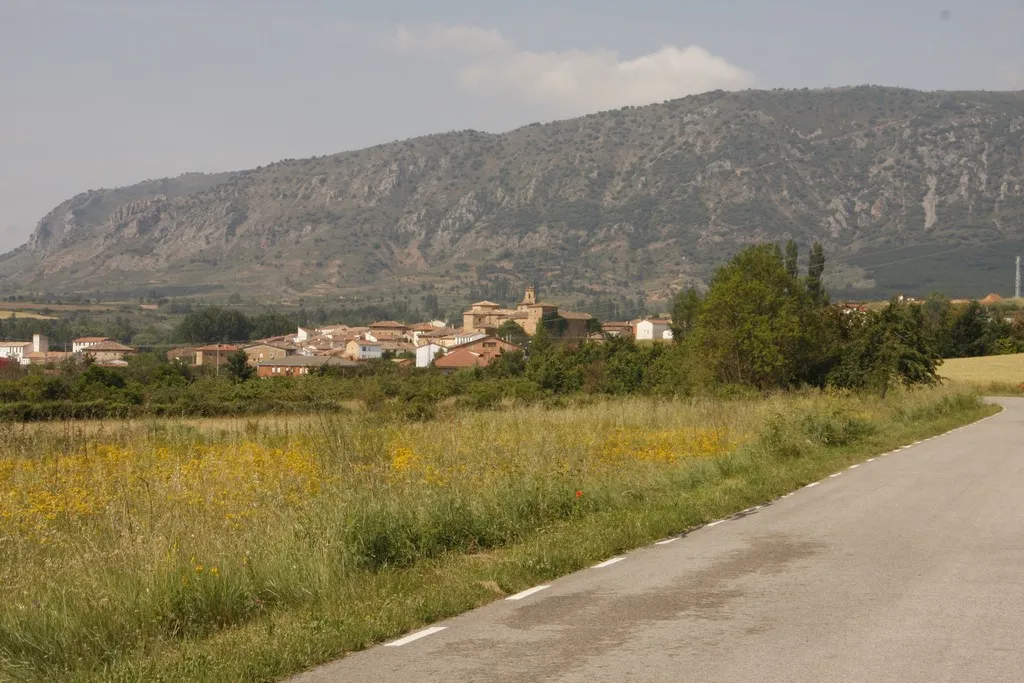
<box><xmin>3</xmin><ymin>86</ymin><xmax>1024</xmax><ymax>300</ymax></box>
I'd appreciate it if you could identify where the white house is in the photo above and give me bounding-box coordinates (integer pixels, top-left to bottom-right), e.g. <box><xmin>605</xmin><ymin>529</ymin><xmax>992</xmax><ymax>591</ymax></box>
<box><xmin>0</xmin><ymin>340</ymin><xmax>31</xmax><ymax>363</ymax></box>
<box><xmin>0</xmin><ymin>334</ymin><xmax>49</xmax><ymax>365</ymax></box>
<box><xmin>295</xmin><ymin>327</ymin><xmax>314</xmax><ymax>343</ymax></box>
<box><xmin>415</xmin><ymin>343</ymin><xmax>447</xmax><ymax>368</ymax></box>
<box><xmin>453</xmin><ymin>332</ymin><xmax>487</xmax><ymax>347</ymax></box>
<box><xmin>72</xmin><ymin>336</ymin><xmax>110</xmax><ymax>354</ymax></box>
<box><xmin>636</xmin><ymin>319</ymin><xmax>673</xmax><ymax>341</ymax></box>
<box><xmin>343</xmin><ymin>339</ymin><xmax>383</xmax><ymax>361</ymax></box>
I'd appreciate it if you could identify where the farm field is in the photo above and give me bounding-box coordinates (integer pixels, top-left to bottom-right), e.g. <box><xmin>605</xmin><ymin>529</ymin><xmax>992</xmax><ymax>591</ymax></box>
<box><xmin>0</xmin><ymin>387</ymin><xmax>991</xmax><ymax>682</ymax></box>
<box><xmin>0</xmin><ymin>310</ymin><xmax>55</xmax><ymax>320</ymax></box>
<box><xmin>939</xmin><ymin>353</ymin><xmax>1024</xmax><ymax>386</ymax></box>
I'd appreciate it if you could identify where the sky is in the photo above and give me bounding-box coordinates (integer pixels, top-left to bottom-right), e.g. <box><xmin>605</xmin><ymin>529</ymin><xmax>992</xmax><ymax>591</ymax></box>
<box><xmin>1</xmin><ymin>0</ymin><xmax>1022</xmax><ymax>252</ymax></box>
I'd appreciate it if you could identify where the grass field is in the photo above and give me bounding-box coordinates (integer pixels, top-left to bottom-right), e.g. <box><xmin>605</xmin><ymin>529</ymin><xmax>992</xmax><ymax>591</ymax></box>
<box><xmin>0</xmin><ymin>387</ymin><xmax>991</xmax><ymax>682</ymax></box>
<box><xmin>940</xmin><ymin>354</ymin><xmax>1024</xmax><ymax>386</ymax></box>
<box><xmin>0</xmin><ymin>310</ymin><xmax>56</xmax><ymax>320</ymax></box>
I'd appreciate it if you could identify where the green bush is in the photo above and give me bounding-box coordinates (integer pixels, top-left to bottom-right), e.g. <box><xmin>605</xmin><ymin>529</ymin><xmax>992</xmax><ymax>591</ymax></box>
<box><xmin>800</xmin><ymin>404</ymin><xmax>875</xmax><ymax>447</ymax></box>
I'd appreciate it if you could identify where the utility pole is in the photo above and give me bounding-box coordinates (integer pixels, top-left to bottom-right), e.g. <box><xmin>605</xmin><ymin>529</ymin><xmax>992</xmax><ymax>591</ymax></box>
<box><xmin>1016</xmin><ymin>256</ymin><xmax>1021</xmax><ymax>300</ymax></box>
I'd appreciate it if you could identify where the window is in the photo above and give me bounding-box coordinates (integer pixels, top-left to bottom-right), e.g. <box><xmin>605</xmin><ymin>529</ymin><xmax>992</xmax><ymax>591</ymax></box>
<box><xmin>484</xmin><ymin>342</ymin><xmax>496</xmax><ymax>348</ymax></box>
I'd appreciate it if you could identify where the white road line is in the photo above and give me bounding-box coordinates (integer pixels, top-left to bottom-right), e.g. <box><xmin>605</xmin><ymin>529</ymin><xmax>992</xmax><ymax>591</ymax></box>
<box><xmin>829</xmin><ymin>473</ymin><xmax>842</xmax><ymax>478</ymax></box>
<box><xmin>506</xmin><ymin>585</ymin><xmax>550</xmax><ymax>601</ymax></box>
<box><xmin>866</xmin><ymin>458</ymin><xmax>876</xmax><ymax>462</ymax></box>
<box><xmin>385</xmin><ymin>627</ymin><xmax>447</xmax><ymax>647</ymax></box>
<box><xmin>706</xmin><ymin>520</ymin><xmax>725</xmax><ymax>528</ymax></box>
<box><xmin>655</xmin><ymin>538</ymin><xmax>679</xmax><ymax>546</ymax></box>
<box><xmin>592</xmin><ymin>557</ymin><xmax>625</xmax><ymax>568</ymax></box>
<box><xmin>848</xmin><ymin>464</ymin><xmax>860</xmax><ymax>469</ymax></box>
<box><xmin>804</xmin><ymin>482</ymin><xmax>820</xmax><ymax>488</ymax></box>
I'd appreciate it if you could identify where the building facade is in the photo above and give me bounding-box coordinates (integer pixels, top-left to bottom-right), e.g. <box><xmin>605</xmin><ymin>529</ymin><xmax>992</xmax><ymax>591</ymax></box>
<box><xmin>72</xmin><ymin>337</ymin><xmax>110</xmax><ymax>354</ymax></box>
<box><xmin>343</xmin><ymin>340</ymin><xmax>383</xmax><ymax>361</ymax></box>
<box><xmin>256</xmin><ymin>356</ymin><xmax>358</xmax><ymax>378</ymax></box>
<box><xmin>415</xmin><ymin>343</ymin><xmax>447</xmax><ymax>368</ymax></box>
<box><xmin>194</xmin><ymin>344</ymin><xmax>240</xmax><ymax>366</ymax></box>
<box><xmin>242</xmin><ymin>342</ymin><xmax>296</xmax><ymax>366</ymax></box>
<box><xmin>84</xmin><ymin>341</ymin><xmax>137</xmax><ymax>364</ymax></box>
<box><xmin>636</xmin><ymin>319</ymin><xmax>673</xmax><ymax>341</ymax></box>
<box><xmin>462</xmin><ymin>287</ymin><xmax>591</xmax><ymax>338</ymax></box>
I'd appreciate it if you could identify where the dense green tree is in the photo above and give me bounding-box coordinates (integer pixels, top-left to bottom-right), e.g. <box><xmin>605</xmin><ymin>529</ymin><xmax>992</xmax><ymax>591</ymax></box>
<box><xmin>828</xmin><ymin>299</ymin><xmax>939</xmax><ymax>396</ymax></box>
<box><xmin>528</xmin><ymin>321</ymin><xmax>554</xmax><ymax>357</ymax></box>
<box><xmin>250</xmin><ymin>311</ymin><xmax>295</xmax><ymax>340</ymax></box>
<box><xmin>945</xmin><ymin>301</ymin><xmax>990</xmax><ymax>358</ymax></box>
<box><xmin>692</xmin><ymin>244</ymin><xmax>812</xmax><ymax>389</ymax></box>
<box><xmin>495</xmin><ymin>320</ymin><xmax>530</xmax><ymax>346</ymax></box>
<box><xmin>226</xmin><ymin>350</ymin><xmax>255</xmax><ymax>383</ymax></box>
<box><xmin>486</xmin><ymin>350</ymin><xmax>527</xmax><ymax>378</ymax></box>
<box><xmin>669</xmin><ymin>288</ymin><xmax>702</xmax><ymax>342</ymax></box>
<box><xmin>784</xmin><ymin>240</ymin><xmax>799</xmax><ymax>279</ymax></box>
<box><xmin>807</xmin><ymin>242</ymin><xmax>826</xmax><ymax>304</ymax></box>
<box><xmin>175</xmin><ymin>308</ymin><xmax>252</xmax><ymax>343</ymax></box>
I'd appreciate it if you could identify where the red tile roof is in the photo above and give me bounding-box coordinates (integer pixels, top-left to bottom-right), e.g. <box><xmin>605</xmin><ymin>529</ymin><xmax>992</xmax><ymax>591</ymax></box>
<box><xmin>433</xmin><ymin>348</ymin><xmax>487</xmax><ymax>369</ymax></box>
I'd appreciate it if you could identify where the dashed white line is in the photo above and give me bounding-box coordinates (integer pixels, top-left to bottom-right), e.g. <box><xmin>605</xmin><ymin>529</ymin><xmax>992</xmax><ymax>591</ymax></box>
<box><xmin>804</xmin><ymin>482</ymin><xmax>820</xmax><ymax>488</ymax></box>
<box><xmin>592</xmin><ymin>557</ymin><xmax>625</xmax><ymax>568</ymax></box>
<box><xmin>506</xmin><ymin>585</ymin><xmax>550</xmax><ymax>601</ymax></box>
<box><xmin>866</xmin><ymin>458</ymin><xmax>876</xmax><ymax>462</ymax></box>
<box><xmin>655</xmin><ymin>538</ymin><xmax>679</xmax><ymax>546</ymax></box>
<box><xmin>706</xmin><ymin>520</ymin><xmax>725</xmax><ymax>528</ymax></box>
<box><xmin>848</xmin><ymin>464</ymin><xmax>860</xmax><ymax>469</ymax></box>
<box><xmin>829</xmin><ymin>473</ymin><xmax>842</xmax><ymax>478</ymax></box>
<box><xmin>385</xmin><ymin>626</ymin><xmax>447</xmax><ymax>647</ymax></box>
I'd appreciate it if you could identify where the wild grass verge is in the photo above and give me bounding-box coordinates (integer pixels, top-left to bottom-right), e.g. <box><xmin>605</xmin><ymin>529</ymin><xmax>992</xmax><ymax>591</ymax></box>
<box><xmin>0</xmin><ymin>386</ymin><xmax>993</xmax><ymax>682</ymax></box>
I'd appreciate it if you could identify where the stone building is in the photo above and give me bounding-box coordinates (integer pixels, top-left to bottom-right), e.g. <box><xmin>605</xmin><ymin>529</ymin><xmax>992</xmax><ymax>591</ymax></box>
<box><xmin>462</xmin><ymin>287</ymin><xmax>590</xmax><ymax>339</ymax></box>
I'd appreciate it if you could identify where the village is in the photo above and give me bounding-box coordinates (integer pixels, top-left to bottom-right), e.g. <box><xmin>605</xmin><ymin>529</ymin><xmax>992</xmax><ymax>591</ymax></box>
<box><xmin>0</xmin><ymin>288</ymin><xmax>676</xmax><ymax>376</ymax></box>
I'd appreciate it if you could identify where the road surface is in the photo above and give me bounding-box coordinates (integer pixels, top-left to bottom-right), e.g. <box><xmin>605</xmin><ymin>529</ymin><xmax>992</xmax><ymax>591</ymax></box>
<box><xmin>293</xmin><ymin>398</ymin><xmax>1024</xmax><ymax>682</ymax></box>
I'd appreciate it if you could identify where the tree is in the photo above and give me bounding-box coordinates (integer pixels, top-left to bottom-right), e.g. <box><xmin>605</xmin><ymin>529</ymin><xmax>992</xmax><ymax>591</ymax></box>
<box><xmin>495</xmin><ymin>320</ymin><xmax>530</xmax><ymax>346</ymax></box>
<box><xmin>670</xmin><ymin>288</ymin><xmax>702</xmax><ymax>342</ymax></box>
<box><xmin>784</xmin><ymin>240</ymin><xmax>799</xmax><ymax>280</ymax></box>
<box><xmin>828</xmin><ymin>299</ymin><xmax>939</xmax><ymax>396</ymax></box>
<box><xmin>807</xmin><ymin>242</ymin><xmax>826</xmax><ymax>304</ymax></box>
<box><xmin>250</xmin><ymin>311</ymin><xmax>295</xmax><ymax>340</ymax></box>
<box><xmin>692</xmin><ymin>244</ymin><xmax>812</xmax><ymax>389</ymax></box>
<box><xmin>175</xmin><ymin>308</ymin><xmax>252</xmax><ymax>343</ymax></box>
<box><xmin>486</xmin><ymin>349</ymin><xmax>527</xmax><ymax>378</ymax></box>
<box><xmin>945</xmin><ymin>301</ymin><xmax>990</xmax><ymax>358</ymax></box>
<box><xmin>226</xmin><ymin>349</ymin><xmax>254</xmax><ymax>382</ymax></box>
<box><xmin>528</xmin><ymin>322</ymin><xmax>554</xmax><ymax>357</ymax></box>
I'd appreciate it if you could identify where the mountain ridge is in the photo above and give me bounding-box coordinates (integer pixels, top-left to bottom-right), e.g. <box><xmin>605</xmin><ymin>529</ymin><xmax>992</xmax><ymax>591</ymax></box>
<box><xmin>3</xmin><ymin>85</ymin><xmax>1024</xmax><ymax>301</ymax></box>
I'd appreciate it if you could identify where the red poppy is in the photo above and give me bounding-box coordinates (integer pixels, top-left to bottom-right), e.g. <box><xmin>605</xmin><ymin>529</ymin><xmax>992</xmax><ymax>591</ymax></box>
<box><xmin>575</xmin><ymin>490</ymin><xmax>583</xmax><ymax>498</ymax></box>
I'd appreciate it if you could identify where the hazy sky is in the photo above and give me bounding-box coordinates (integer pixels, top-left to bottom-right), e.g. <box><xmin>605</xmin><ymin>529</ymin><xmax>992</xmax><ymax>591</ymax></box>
<box><xmin>1</xmin><ymin>0</ymin><xmax>1022</xmax><ymax>252</ymax></box>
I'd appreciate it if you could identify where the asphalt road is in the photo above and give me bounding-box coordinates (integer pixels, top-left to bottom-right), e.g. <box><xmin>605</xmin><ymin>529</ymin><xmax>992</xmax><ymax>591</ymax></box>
<box><xmin>293</xmin><ymin>398</ymin><xmax>1024</xmax><ymax>682</ymax></box>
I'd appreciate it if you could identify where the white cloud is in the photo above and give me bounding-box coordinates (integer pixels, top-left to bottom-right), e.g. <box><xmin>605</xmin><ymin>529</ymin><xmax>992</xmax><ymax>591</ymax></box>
<box><xmin>391</xmin><ymin>24</ymin><xmax>754</xmax><ymax>116</ymax></box>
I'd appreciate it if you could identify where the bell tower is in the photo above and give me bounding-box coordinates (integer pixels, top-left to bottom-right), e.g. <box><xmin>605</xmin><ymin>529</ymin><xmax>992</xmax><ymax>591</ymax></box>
<box><xmin>521</xmin><ymin>286</ymin><xmax>536</xmax><ymax>305</ymax></box>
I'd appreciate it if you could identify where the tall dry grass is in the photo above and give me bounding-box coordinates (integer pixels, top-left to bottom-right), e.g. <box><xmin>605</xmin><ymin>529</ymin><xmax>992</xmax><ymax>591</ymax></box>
<box><xmin>0</xmin><ymin>387</ymin><xmax>987</xmax><ymax>682</ymax></box>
